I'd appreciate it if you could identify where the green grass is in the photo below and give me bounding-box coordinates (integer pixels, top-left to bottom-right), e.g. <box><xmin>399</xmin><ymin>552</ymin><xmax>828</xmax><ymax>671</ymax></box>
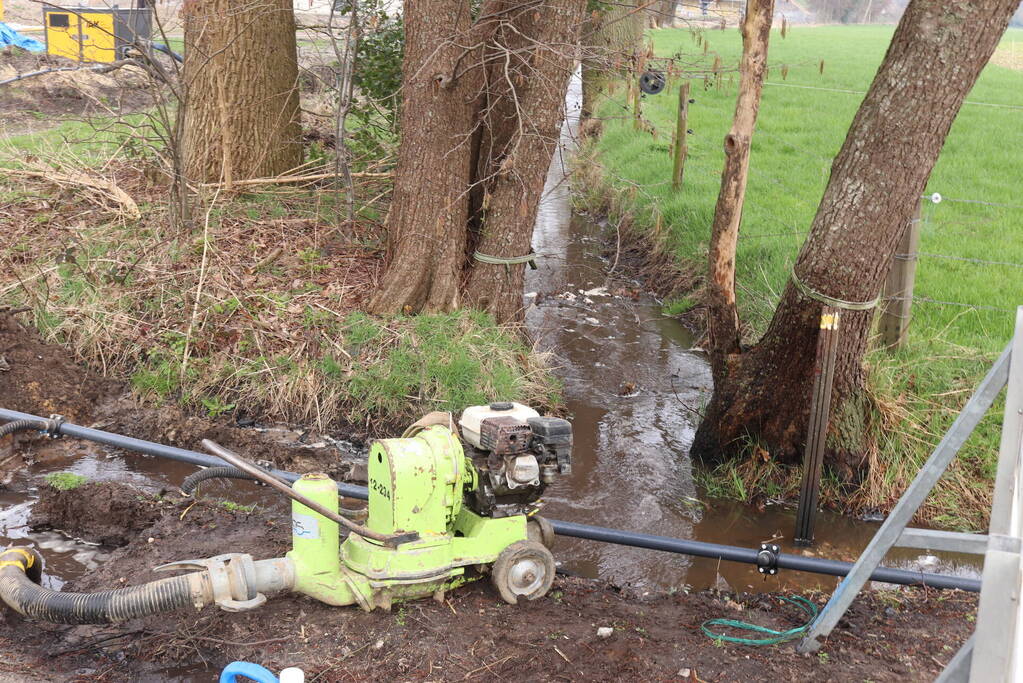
<box><xmin>585</xmin><ymin>25</ymin><xmax>1023</xmax><ymax>528</ymax></box>
<box><xmin>1</xmin><ymin>112</ymin><xmax>158</xmax><ymax>161</ymax></box>
<box><xmin>219</xmin><ymin>500</ymin><xmax>256</xmax><ymax>513</ymax></box>
<box><xmin>44</xmin><ymin>472</ymin><xmax>88</xmax><ymax>491</ymax></box>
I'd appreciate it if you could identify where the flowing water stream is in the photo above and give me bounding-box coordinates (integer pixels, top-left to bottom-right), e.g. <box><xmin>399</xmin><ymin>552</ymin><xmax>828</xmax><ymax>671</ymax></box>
<box><xmin>0</xmin><ymin>73</ymin><xmax>983</xmax><ymax>602</ymax></box>
<box><xmin>523</xmin><ymin>70</ymin><xmax>982</xmax><ymax>593</ymax></box>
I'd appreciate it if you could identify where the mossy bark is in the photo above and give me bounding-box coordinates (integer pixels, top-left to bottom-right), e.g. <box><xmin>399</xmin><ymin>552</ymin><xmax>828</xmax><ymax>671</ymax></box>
<box><xmin>580</xmin><ymin>2</ymin><xmax>643</xmax><ymax>119</ymax></box>
<box><xmin>371</xmin><ymin>0</ymin><xmax>586</xmax><ymax>323</ymax></box>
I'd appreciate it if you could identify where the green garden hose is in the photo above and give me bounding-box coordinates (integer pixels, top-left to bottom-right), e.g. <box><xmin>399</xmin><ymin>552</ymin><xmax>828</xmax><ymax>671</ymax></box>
<box><xmin>701</xmin><ymin>595</ymin><xmax>818</xmax><ymax>646</ymax></box>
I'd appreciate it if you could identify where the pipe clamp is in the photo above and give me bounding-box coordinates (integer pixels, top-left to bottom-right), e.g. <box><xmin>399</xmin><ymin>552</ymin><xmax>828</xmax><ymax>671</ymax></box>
<box><xmin>46</xmin><ymin>414</ymin><xmax>66</xmax><ymax>438</ymax></box>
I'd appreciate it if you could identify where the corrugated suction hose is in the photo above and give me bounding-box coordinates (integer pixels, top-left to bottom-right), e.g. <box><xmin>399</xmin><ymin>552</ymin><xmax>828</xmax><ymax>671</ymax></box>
<box><xmin>0</xmin><ymin>419</ymin><xmax>50</xmax><ymax>438</ymax></box>
<box><xmin>180</xmin><ymin>466</ymin><xmax>256</xmax><ymax>495</ymax></box>
<box><xmin>0</xmin><ymin>548</ymin><xmax>203</xmax><ymax>624</ymax></box>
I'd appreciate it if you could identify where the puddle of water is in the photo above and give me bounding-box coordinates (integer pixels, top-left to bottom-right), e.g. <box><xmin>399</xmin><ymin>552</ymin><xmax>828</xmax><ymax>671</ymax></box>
<box><xmin>0</xmin><ymin>438</ymin><xmax>277</xmax><ymax>587</ymax></box>
<box><xmin>526</xmin><ymin>69</ymin><xmax>983</xmax><ymax>592</ymax></box>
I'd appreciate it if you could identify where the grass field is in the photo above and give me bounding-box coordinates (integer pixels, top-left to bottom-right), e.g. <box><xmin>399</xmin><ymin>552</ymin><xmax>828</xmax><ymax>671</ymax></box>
<box><xmin>583</xmin><ymin>24</ymin><xmax>1023</xmax><ymax>528</ymax></box>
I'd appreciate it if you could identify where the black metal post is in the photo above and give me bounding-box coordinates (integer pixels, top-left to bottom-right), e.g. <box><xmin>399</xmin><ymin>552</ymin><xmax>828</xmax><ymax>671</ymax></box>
<box><xmin>794</xmin><ymin>306</ymin><xmax>841</xmax><ymax>546</ymax></box>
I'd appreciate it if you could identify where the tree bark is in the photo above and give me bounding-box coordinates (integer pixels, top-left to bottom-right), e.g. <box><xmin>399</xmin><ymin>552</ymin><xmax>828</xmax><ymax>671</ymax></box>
<box><xmin>465</xmin><ymin>0</ymin><xmax>586</xmax><ymax>322</ymax></box>
<box><xmin>656</xmin><ymin>0</ymin><xmax>680</xmax><ymax>27</ymax></box>
<box><xmin>182</xmin><ymin>0</ymin><xmax>302</xmax><ymax>183</ymax></box>
<box><xmin>692</xmin><ymin>0</ymin><xmax>1020</xmax><ymax>480</ymax></box>
<box><xmin>705</xmin><ymin>0</ymin><xmax>774</xmax><ymax>386</ymax></box>
<box><xmin>370</xmin><ymin>0</ymin><xmax>586</xmax><ymax>321</ymax></box>
<box><xmin>367</xmin><ymin>0</ymin><xmax>479</xmax><ymax>315</ymax></box>
<box><xmin>580</xmin><ymin>1</ymin><xmax>644</xmax><ymax>119</ymax></box>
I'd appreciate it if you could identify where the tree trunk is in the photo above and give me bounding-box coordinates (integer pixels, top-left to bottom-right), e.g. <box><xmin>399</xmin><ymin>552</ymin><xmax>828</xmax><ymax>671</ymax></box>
<box><xmin>705</xmin><ymin>0</ymin><xmax>774</xmax><ymax>386</ymax></box>
<box><xmin>367</xmin><ymin>0</ymin><xmax>478</xmax><ymax>315</ymax></box>
<box><xmin>580</xmin><ymin>1</ymin><xmax>644</xmax><ymax>119</ymax></box>
<box><xmin>465</xmin><ymin>0</ymin><xmax>585</xmax><ymax>322</ymax></box>
<box><xmin>656</xmin><ymin>0</ymin><xmax>680</xmax><ymax>27</ymax></box>
<box><xmin>692</xmin><ymin>0</ymin><xmax>1020</xmax><ymax>480</ymax></box>
<box><xmin>371</xmin><ymin>0</ymin><xmax>586</xmax><ymax>321</ymax></box>
<box><xmin>182</xmin><ymin>0</ymin><xmax>302</xmax><ymax>183</ymax></box>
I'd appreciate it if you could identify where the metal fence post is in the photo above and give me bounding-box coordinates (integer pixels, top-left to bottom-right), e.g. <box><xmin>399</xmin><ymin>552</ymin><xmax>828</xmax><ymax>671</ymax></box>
<box><xmin>794</xmin><ymin>306</ymin><xmax>840</xmax><ymax>546</ymax></box>
<box><xmin>880</xmin><ymin>201</ymin><xmax>922</xmax><ymax>349</ymax></box>
<box><xmin>797</xmin><ymin>342</ymin><xmax>1012</xmax><ymax>653</ymax></box>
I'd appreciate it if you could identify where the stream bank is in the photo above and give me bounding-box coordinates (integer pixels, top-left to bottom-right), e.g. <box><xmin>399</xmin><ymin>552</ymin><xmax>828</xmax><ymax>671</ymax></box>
<box><xmin>522</xmin><ymin>71</ymin><xmax>981</xmax><ymax>594</ymax></box>
<box><xmin>0</xmin><ymin>67</ymin><xmax>983</xmax><ymax>681</ymax></box>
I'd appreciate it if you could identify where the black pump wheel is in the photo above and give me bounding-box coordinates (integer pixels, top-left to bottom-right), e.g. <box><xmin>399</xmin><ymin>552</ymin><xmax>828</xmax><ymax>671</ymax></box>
<box><xmin>526</xmin><ymin>515</ymin><xmax>555</xmax><ymax>550</ymax></box>
<box><xmin>491</xmin><ymin>540</ymin><xmax>555</xmax><ymax>604</ymax></box>
<box><xmin>639</xmin><ymin>70</ymin><xmax>666</xmax><ymax>95</ymax></box>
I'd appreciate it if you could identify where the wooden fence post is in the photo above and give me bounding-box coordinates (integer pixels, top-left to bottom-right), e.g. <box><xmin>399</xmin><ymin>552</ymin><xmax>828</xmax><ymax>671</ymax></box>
<box><xmin>672</xmin><ymin>81</ymin><xmax>690</xmax><ymax>190</ymax></box>
<box><xmin>880</xmin><ymin>201</ymin><xmax>922</xmax><ymax>350</ymax></box>
<box><xmin>794</xmin><ymin>306</ymin><xmax>841</xmax><ymax>546</ymax></box>
<box><xmin>633</xmin><ymin>51</ymin><xmax>646</xmax><ymax>131</ymax></box>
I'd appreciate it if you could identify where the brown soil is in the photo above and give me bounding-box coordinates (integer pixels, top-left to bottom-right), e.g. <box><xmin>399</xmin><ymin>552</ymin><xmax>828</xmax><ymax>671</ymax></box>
<box><xmin>30</xmin><ymin>481</ymin><xmax>163</xmax><ymax>547</ymax></box>
<box><xmin>90</xmin><ymin>394</ymin><xmax>365</xmax><ymax>481</ymax></box>
<box><xmin>0</xmin><ymin>317</ymin><xmax>361</xmax><ymax>482</ymax></box>
<box><xmin>0</xmin><ymin>312</ymin><xmax>118</xmax><ymax>425</ymax></box>
<box><xmin>0</xmin><ymin>481</ymin><xmax>975</xmax><ymax>682</ymax></box>
<box><xmin>0</xmin><ymin>49</ymin><xmax>157</xmax><ymax>139</ymax></box>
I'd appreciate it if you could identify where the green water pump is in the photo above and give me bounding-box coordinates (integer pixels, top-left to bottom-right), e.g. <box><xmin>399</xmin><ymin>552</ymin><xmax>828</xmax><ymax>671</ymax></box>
<box><xmin>0</xmin><ymin>405</ymin><xmax>572</xmax><ymax>624</ymax></box>
<box><xmin>288</xmin><ymin>403</ymin><xmax>572</xmax><ymax>609</ymax></box>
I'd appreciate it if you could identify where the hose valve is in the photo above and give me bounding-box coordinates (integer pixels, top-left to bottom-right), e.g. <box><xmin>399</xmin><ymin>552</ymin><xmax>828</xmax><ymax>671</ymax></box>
<box><xmin>155</xmin><ymin>553</ymin><xmax>267</xmax><ymax>612</ymax></box>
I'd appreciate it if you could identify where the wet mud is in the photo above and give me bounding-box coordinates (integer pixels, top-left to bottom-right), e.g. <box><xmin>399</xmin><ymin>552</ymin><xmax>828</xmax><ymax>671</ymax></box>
<box><xmin>0</xmin><ymin>482</ymin><xmax>978</xmax><ymax>682</ymax></box>
<box><xmin>31</xmin><ymin>481</ymin><xmax>164</xmax><ymax>548</ymax></box>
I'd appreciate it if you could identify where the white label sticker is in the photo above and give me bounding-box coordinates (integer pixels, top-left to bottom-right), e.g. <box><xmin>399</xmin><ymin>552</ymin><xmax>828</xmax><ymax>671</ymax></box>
<box><xmin>292</xmin><ymin>513</ymin><xmax>320</xmax><ymax>540</ymax></box>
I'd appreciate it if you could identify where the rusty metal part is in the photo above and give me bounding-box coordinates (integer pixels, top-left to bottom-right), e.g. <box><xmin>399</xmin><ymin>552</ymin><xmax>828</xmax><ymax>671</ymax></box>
<box><xmin>201</xmin><ymin>439</ymin><xmax>418</xmax><ymax>548</ymax></box>
<box><xmin>480</xmin><ymin>416</ymin><xmax>532</xmax><ymax>455</ymax></box>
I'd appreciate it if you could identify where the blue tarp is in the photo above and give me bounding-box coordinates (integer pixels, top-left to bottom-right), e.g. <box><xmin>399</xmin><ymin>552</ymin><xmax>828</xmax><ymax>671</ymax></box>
<box><xmin>0</xmin><ymin>22</ymin><xmax>46</xmax><ymax>52</ymax></box>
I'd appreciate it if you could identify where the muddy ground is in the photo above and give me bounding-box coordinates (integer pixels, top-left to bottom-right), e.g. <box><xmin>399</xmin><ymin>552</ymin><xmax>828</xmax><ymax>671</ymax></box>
<box><xmin>1</xmin><ymin>485</ymin><xmax>978</xmax><ymax>682</ymax></box>
<box><xmin>0</xmin><ymin>311</ymin><xmax>979</xmax><ymax>681</ymax></box>
<box><xmin>0</xmin><ymin>313</ymin><xmax>363</xmax><ymax>482</ymax></box>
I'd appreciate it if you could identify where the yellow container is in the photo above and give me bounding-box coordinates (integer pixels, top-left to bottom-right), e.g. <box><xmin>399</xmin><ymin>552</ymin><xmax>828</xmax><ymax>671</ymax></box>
<box><xmin>43</xmin><ymin>5</ymin><xmax>151</xmax><ymax>63</ymax></box>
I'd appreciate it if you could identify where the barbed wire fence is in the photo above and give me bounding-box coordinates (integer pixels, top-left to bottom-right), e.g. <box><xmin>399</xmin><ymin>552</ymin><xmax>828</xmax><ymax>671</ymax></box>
<box><xmin>606</xmin><ymin>49</ymin><xmax>1023</xmax><ymax>344</ymax></box>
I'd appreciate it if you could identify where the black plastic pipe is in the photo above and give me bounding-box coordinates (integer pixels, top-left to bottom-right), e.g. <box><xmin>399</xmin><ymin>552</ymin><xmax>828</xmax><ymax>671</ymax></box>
<box><xmin>547</xmin><ymin>519</ymin><xmax>981</xmax><ymax>592</ymax></box>
<box><xmin>0</xmin><ymin>408</ymin><xmax>367</xmax><ymax>499</ymax></box>
<box><xmin>0</xmin><ymin>409</ymin><xmax>982</xmax><ymax>592</ymax></box>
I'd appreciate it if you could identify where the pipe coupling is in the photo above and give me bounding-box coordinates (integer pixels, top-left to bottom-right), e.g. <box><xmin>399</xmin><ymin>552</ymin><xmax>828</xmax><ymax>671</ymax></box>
<box><xmin>756</xmin><ymin>543</ymin><xmax>780</xmax><ymax>576</ymax></box>
<box><xmin>155</xmin><ymin>553</ymin><xmax>266</xmax><ymax>612</ymax></box>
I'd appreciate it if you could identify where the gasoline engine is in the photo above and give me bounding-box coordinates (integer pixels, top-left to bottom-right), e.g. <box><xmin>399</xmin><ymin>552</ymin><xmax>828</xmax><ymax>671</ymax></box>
<box><xmin>0</xmin><ymin>402</ymin><xmax>573</xmax><ymax>623</ymax></box>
